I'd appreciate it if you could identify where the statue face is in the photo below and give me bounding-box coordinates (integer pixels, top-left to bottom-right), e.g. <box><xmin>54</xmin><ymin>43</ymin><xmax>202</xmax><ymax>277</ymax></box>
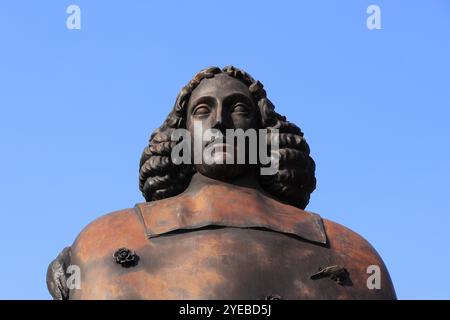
<box><xmin>186</xmin><ymin>73</ymin><xmax>261</xmax><ymax>180</ymax></box>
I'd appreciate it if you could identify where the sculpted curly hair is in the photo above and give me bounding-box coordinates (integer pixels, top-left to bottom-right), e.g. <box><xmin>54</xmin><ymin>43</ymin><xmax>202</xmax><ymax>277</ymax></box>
<box><xmin>139</xmin><ymin>66</ymin><xmax>316</xmax><ymax>209</ymax></box>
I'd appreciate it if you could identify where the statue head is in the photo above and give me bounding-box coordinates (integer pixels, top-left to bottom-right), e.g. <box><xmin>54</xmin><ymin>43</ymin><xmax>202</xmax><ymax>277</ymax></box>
<box><xmin>139</xmin><ymin>66</ymin><xmax>316</xmax><ymax>209</ymax></box>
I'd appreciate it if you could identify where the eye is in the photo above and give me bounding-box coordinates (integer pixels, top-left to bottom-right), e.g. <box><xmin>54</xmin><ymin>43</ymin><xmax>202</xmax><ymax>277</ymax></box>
<box><xmin>193</xmin><ymin>104</ymin><xmax>211</xmax><ymax>116</ymax></box>
<box><xmin>232</xmin><ymin>103</ymin><xmax>249</xmax><ymax>114</ymax></box>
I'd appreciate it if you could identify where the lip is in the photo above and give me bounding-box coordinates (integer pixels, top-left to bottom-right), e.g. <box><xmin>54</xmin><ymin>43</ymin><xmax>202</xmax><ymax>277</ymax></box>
<box><xmin>204</xmin><ymin>142</ymin><xmax>236</xmax><ymax>154</ymax></box>
<box><xmin>206</xmin><ymin>142</ymin><xmax>232</xmax><ymax>148</ymax></box>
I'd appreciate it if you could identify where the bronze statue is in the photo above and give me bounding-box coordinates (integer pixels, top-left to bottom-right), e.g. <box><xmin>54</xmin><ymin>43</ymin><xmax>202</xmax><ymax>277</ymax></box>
<box><xmin>47</xmin><ymin>66</ymin><xmax>396</xmax><ymax>299</ymax></box>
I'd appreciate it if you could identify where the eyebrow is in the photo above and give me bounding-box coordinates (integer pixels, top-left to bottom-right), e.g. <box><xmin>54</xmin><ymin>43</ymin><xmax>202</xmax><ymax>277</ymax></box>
<box><xmin>223</xmin><ymin>92</ymin><xmax>254</xmax><ymax>107</ymax></box>
<box><xmin>189</xmin><ymin>96</ymin><xmax>216</xmax><ymax>109</ymax></box>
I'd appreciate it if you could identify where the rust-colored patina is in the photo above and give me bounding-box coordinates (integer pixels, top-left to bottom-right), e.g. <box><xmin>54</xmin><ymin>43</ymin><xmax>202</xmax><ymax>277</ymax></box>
<box><xmin>68</xmin><ymin>176</ymin><xmax>396</xmax><ymax>299</ymax></box>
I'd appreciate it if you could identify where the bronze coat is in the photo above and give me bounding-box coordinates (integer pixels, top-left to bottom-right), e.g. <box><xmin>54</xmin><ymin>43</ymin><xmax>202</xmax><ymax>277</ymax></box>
<box><xmin>67</xmin><ymin>181</ymin><xmax>396</xmax><ymax>299</ymax></box>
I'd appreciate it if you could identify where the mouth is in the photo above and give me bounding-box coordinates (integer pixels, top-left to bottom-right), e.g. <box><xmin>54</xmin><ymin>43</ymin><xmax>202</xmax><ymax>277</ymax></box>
<box><xmin>205</xmin><ymin>141</ymin><xmax>235</xmax><ymax>155</ymax></box>
<box><xmin>205</xmin><ymin>136</ymin><xmax>233</xmax><ymax>150</ymax></box>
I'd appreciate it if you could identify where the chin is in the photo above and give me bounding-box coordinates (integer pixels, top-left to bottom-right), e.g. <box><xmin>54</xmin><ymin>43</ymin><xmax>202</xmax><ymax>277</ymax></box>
<box><xmin>195</xmin><ymin>163</ymin><xmax>247</xmax><ymax>181</ymax></box>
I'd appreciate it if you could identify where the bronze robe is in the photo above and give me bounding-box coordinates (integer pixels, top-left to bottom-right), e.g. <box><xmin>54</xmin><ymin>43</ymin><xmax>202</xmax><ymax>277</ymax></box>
<box><xmin>65</xmin><ymin>182</ymin><xmax>396</xmax><ymax>299</ymax></box>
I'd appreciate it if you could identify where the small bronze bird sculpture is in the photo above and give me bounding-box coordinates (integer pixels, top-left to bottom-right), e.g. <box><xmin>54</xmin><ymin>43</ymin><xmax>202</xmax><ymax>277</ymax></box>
<box><xmin>310</xmin><ymin>265</ymin><xmax>351</xmax><ymax>286</ymax></box>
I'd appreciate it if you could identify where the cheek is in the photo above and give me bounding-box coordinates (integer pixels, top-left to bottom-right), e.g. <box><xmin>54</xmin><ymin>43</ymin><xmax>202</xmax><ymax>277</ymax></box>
<box><xmin>231</xmin><ymin>114</ymin><xmax>259</xmax><ymax>130</ymax></box>
<box><xmin>187</xmin><ymin>116</ymin><xmax>215</xmax><ymax>147</ymax></box>
<box><xmin>187</xmin><ymin>116</ymin><xmax>210</xmax><ymax>134</ymax></box>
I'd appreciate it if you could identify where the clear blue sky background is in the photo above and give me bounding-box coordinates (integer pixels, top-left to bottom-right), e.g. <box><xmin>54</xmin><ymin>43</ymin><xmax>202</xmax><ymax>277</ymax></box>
<box><xmin>0</xmin><ymin>0</ymin><xmax>449</xmax><ymax>299</ymax></box>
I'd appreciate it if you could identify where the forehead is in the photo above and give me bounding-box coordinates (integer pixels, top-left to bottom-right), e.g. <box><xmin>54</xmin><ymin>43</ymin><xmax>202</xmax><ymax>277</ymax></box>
<box><xmin>189</xmin><ymin>73</ymin><xmax>252</xmax><ymax>103</ymax></box>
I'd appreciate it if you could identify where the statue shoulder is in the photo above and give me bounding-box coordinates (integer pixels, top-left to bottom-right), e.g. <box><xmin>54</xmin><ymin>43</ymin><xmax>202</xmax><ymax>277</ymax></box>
<box><xmin>47</xmin><ymin>207</ymin><xmax>147</xmax><ymax>299</ymax></box>
<box><xmin>322</xmin><ymin>218</ymin><xmax>383</xmax><ymax>261</ymax></box>
<box><xmin>71</xmin><ymin>207</ymin><xmax>146</xmax><ymax>264</ymax></box>
<box><xmin>321</xmin><ymin>218</ymin><xmax>397</xmax><ymax>299</ymax></box>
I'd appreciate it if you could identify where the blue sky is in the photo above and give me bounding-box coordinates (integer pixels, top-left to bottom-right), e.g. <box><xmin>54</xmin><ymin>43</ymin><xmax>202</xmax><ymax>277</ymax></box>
<box><xmin>0</xmin><ymin>0</ymin><xmax>449</xmax><ymax>299</ymax></box>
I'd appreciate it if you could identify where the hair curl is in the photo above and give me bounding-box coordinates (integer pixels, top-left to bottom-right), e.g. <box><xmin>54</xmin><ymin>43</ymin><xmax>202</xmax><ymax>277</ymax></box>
<box><xmin>139</xmin><ymin>66</ymin><xmax>316</xmax><ymax>209</ymax></box>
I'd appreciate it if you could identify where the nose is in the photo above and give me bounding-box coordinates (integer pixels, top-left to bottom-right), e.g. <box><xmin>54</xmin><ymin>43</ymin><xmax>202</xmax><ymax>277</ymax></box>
<box><xmin>211</xmin><ymin>105</ymin><xmax>224</xmax><ymax>131</ymax></box>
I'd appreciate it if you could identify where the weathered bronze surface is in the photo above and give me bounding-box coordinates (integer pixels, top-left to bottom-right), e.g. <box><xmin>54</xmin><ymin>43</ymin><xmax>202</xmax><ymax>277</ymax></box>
<box><xmin>47</xmin><ymin>66</ymin><xmax>396</xmax><ymax>300</ymax></box>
